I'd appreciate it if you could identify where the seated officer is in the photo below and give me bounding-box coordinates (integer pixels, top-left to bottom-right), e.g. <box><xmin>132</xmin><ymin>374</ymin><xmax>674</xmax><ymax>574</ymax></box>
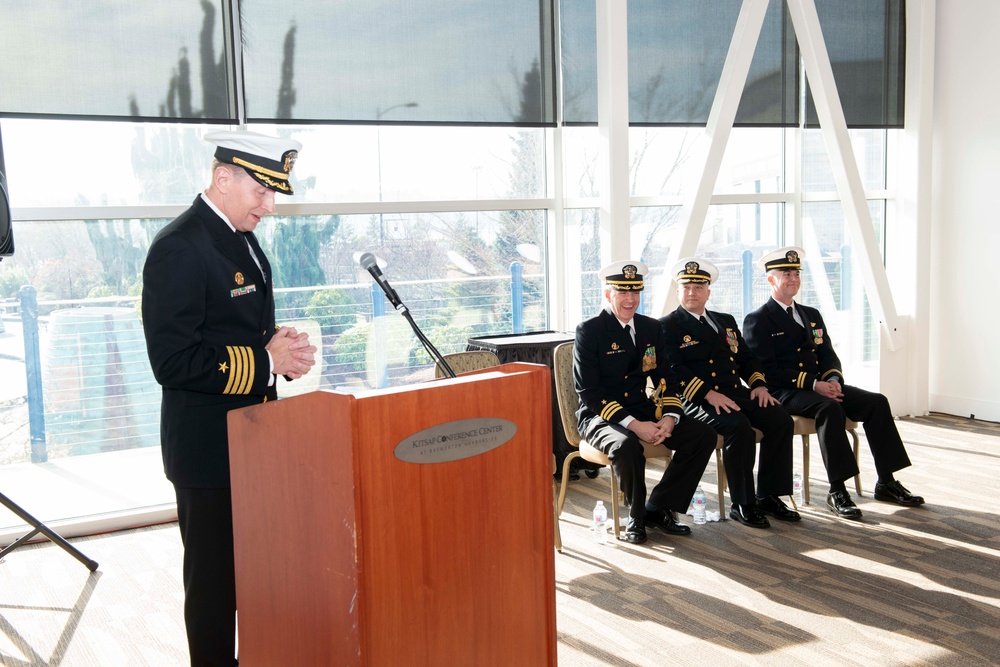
<box><xmin>660</xmin><ymin>258</ymin><xmax>798</xmax><ymax>528</ymax></box>
<box><xmin>573</xmin><ymin>260</ymin><xmax>717</xmax><ymax>544</ymax></box>
<box><xmin>743</xmin><ymin>246</ymin><xmax>924</xmax><ymax>519</ymax></box>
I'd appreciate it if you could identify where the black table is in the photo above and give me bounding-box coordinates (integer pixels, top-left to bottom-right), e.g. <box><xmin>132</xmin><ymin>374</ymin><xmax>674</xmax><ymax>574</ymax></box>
<box><xmin>466</xmin><ymin>331</ymin><xmax>596</xmax><ymax>476</ymax></box>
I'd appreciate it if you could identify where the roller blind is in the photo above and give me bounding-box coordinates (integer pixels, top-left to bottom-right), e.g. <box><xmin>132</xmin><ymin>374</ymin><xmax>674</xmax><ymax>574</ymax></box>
<box><xmin>805</xmin><ymin>0</ymin><xmax>905</xmax><ymax>128</ymax></box>
<box><xmin>239</xmin><ymin>0</ymin><xmax>557</xmax><ymax>125</ymax></box>
<box><xmin>0</xmin><ymin>0</ymin><xmax>900</xmax><ymax>128</ymax></box>
<box><xmin>561</xmin><ymin>0</ymin><xmax>904</xmax><ymax>128</ymax></box>
<box><xmin>0</xmin><ymin>1</ymin><xmax>235</xmax><ymax>121</ymax></box>
<box><xmin>0</xmin><ymin>0</ymin><xmax>556</xmax><ymax>126</ymax></box>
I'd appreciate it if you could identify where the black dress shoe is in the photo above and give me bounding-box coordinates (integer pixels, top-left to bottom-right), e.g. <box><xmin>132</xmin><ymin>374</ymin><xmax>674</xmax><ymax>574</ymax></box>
<box><xmin>757</xmin><ymin>495</ymin><xmax>801</xmax><ymax>522</ymax></box>
<box><xmin>874</xmin><ymin>479</ymin><xmax>925</xmax><ymax>506</ymax></box>
<box><xmin>729</xmin><ymin>503</ymin><xmax>770</xmax><ymax>528</ymax></box>
<box><xmin>645</xmin><ymin>508</ymin><xmax>692</xmax><ymax>535</ymax></box>
<box><xmin>624</xmin><ymin>517</ymin><xmax>647</xmax><ymax>544</ymax></box>
<box><xmin>827</xmin><ymin>490</ymin><xmax>863</xmax><ymax>519</ymax></box>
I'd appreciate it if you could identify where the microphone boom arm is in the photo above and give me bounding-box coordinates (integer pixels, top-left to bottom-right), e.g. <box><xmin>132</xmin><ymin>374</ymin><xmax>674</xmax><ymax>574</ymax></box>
<box><xmin>359</xmin><ymin>252</ymin><xmax>456</xmax><ymax>378</ymax></box>
<box><xmin>400</xmin><ymin>308</ymin><xmax>456</xmax><ymax>379</ymax></box>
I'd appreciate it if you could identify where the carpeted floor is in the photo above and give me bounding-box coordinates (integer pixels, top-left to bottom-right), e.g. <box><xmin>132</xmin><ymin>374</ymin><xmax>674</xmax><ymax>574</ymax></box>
<box><xmin>2</xmin><ymin>413</ymin><xmax>999</xmax><ymax>666</ymax></box>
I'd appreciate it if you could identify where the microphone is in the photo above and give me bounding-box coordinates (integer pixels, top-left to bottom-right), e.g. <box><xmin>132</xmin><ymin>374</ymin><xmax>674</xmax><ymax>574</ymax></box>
<box><xmin>357</xmin><ymin>252</ymin><xmax>455</xmax><ymax>378</ymax></box>
<box><xmin>359</xmin><ymin>252</ymin><xmax>405</xmax><ymax>311</ymax></box>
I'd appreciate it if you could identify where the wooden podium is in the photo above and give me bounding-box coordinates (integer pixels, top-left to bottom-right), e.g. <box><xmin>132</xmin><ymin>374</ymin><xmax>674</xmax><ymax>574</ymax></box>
<box><xmin>227</xmin><ymin>362</ymin><xmax>557</xmax><ymax>666</ymax></box>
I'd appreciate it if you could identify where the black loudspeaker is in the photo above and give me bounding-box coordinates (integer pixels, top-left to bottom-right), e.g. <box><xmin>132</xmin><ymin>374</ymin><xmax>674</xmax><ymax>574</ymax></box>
<box><xmin>0</xmin><ymin>168</ymin><xmax>13</xmax><ymax>259</ymax></box>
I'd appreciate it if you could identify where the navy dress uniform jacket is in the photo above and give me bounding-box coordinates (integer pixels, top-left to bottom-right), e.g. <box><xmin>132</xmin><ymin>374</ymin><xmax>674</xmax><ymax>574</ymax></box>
<box><xmin>660</xmin><ymin>306</ymin><xmax>766</xmax><ymax>402</ymax></box>
<box><xmin>743</xmin><ymin>298</ymin><xmax>911</xmax><ymax>481</ymax></box>
<box><xmin>142</xmin><ymin>195</ymin><xmax>277</xmax><ymax>489</ymax></box>
<box><xmin>742</xmin><ymin>299</ymin><xmax>842</xmax><ymax>391</ymax></box>
<box><xmin>661</xmin><ymin>306</ymin><xmax>793</xmax><ymax>502</ymax></box>
<box><xmin>573</xmin><ymin>308</ymin><xmax>716</xmax><ymax>516</ymax></box>
<box><xmin>573</xmin><ymin>309</ymin><xmax>683</xmax><ymax>433</ymax></box>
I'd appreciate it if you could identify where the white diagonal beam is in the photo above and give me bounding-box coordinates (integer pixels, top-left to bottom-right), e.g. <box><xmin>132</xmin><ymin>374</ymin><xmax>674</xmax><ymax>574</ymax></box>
<box><xmin>787</xmin><ymin>0</ymin><xmax>905</xmax><ymax>350</ymax></box>
<box><xmin>652</xmin><ymin>0</ymin><xmax>771</xmax><ymax>316</ymax></box>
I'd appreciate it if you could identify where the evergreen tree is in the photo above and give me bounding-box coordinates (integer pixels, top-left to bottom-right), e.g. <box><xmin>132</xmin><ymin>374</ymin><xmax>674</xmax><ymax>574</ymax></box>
<box><xmin>276</xmin><ymin>23</ymin><xmax>297</xmax><ymax>119</ymax></box>
<box><xmin>199</xmin><ymin>0</ymin><xmax>227</xmax><ymax>118</ymax></box>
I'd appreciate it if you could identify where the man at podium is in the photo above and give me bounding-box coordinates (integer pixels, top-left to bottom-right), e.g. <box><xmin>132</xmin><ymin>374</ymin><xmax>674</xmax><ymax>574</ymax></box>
<box><xmin>573</xmin><ymin>261</ymin><xmax>717</xmax><ymax>544</ymax></box>
<box><xmin>142</xmin><ymin>130</ymin><xmax>316</xmax><ymax>666</ymax></box>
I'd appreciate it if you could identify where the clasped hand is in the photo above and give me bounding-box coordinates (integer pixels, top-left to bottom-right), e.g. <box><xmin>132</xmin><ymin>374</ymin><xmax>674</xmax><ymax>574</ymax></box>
<box><xmin>627</xmin><ymin>415</ymin><xmax>676</xmax><ymax>445</ymax></box>
<box><xmin>814</xmin><ymin>379</ymin><xmax>844</xmax><ymax>402</ymax></box>
<box><xmin>266</xmin><ymin>327</ymin><xmax>317</xmax><ymax>379</ymax></box>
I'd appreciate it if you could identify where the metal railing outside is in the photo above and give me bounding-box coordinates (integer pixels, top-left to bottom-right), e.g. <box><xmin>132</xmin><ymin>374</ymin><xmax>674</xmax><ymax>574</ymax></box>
<box><xmin>3</xmin><ymin>267</ymin><xmax>545</xmax><ymax>465</ymax></box>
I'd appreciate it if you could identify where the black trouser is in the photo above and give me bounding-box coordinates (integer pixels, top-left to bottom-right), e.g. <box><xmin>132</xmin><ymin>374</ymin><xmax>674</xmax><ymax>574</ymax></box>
<box><xmin>175</xmin><ymin>486</ymin><xmax>238</xmax><ymax>667</ymax></box>
<box><xmin>584</xmin><ymin>417</ymin><xmax>717</xmax><ymax>518</ymax></box>
<box><xmin>772</xmin><ymin>384</ymin><xmax>911</xmax><ymax>483</ymax></box>
<box><xmin>685</xmin><ymin>395</ymin><xmax>794</xmax><ymax>505</ymax></box>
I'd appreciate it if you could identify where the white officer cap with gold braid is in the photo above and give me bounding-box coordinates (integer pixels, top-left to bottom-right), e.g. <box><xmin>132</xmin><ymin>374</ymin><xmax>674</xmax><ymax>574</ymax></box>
<box><xmin>205</xmin><ymin>130</ymin><xmax>301</xmax><ymax>195</ymax></box>
<box><xmin>759</xmin><ymin>246</ymin><xmax>805</xmax><ymax>272</ymax></box>
<box><xmin>600</xmin><ymin>260</ymin><xmax>647</xmax><ymax>291</ymax></box>
<box><xmin>671</xmin><ymin>257</ymin><xmax>718</xmax><ymax>284</ymax></box>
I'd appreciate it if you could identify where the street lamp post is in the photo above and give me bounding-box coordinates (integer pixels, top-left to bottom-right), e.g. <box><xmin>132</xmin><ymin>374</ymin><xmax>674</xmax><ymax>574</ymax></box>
<box><xmin>376</xmin><ymin>102</ymin><xmax>418</xmax><ymax>247</ymax></box>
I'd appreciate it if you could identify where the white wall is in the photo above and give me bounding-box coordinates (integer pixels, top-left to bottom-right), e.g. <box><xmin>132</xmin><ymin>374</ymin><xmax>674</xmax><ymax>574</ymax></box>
<box><xmin>930</xmin><ymin>1</ymin><xmax>1000</xmax><ymax>421</ymax></box>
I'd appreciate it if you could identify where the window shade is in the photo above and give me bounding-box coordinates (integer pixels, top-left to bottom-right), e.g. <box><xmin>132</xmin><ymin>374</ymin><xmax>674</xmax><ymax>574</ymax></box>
<box><xmin>562</xmin><ymin>0</ymin><xmax>903</xmax><ymax>129</ymax></box>
<box><xmin>0</xmin><ymin>0</ymin><xmax>900</xmax><ymax>128</ymax></box>
<box><xmin>805</xmin><ymin>0</ymin><xmax>906</xmax><ymax>128</ymax></box>
<box><xmin>0</xmin><ymin>1</ymin><xmax>235</xmax><ymax>121</ymax></box>
<box><xmin>239</xmin><ymin>0</ymin><xmax>557</xmax><ymax>125</ymax></box>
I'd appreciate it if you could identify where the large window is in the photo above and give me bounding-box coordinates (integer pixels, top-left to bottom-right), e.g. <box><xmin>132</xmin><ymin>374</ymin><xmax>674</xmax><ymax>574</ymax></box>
<box><xmin>0</xmin><ymin>119</ymin><xmax>550</xmax><ymax>540</ymax></box>
<box><xmin>0</xmin><ymin>3</ymin><xmax>903</xmax><ymax>538</ymax></box>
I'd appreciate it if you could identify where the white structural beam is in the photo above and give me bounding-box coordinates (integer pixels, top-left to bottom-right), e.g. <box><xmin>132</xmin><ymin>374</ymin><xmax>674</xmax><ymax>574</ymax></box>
<box><xmin>787</xmin><ymin>0</ymin><xmax>905</xmax><ymax>351</ymax></box>
<box><xmin>652</xmin><ymin>0</ymin><xmax>771</xmax><ymax>316</ymax></box>
<box><xmin>881</xmin><ymin>0</ymin><xmax>934</xmax><ymax>415</ymax></box>
<box><xmin>595</xmin><ymin>0</ymin><xmax>631</xmax><ymax>264</ymax></box>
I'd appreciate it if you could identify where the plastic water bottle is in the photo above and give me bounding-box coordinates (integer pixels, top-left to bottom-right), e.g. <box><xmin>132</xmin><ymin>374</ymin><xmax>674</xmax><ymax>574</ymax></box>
<box><xmin>691</xmin><ymin>486</ymin><xmax>707</xmax><ymax>525</ymax></box>
<box><xmin>793</xmin><ymin>473</ymin><xmax>804</xmax><ymax>506</ymax></box>
<box><xmin>592</xmin><ymin>501</ymin><xmax>608</xmax><ymax>544</ymax></box>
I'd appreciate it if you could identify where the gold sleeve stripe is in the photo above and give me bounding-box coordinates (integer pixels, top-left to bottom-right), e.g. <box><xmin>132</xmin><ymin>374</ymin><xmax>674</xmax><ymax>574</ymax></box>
<box><xmin>223</xmin><ymin>345</ymin><xmax>256</xmax><ymax>395</ymax></box>
<box><xmin>747</xmin><ymin>372</ymin><xmax>765</xmax><ymax>385</ymax></box>
<box><xmin>796</xmin><ymin>372</ymin><xmax>808</xmax><ymax>389</ymax></box>
<box><xmin>600</xmin><ymin>401</ymin><xmax>623</xmax><ymax>421</ymax></box>
<box><xmin>821</xmin><ymin>369</ymin><xmax>842</xmax><ymax>380</ymax></box>
<box><xmin>223</xmin><ymin>347</ymin><xmax>238</xmax><ymax>395</ymax></box>
<box><xmin>683</xmin><ymin>377</ymin><xmax>704</xmax><ymax>401</ymax></box>
<box><xmin>237</xmin><ymin>346</ymin><xmax>252</xmax><ymax>394</ymax></box>
<box><xmin>662</xmin><ymin>396</ymin><xmax>682</xmax><ymax>409</ymax></box>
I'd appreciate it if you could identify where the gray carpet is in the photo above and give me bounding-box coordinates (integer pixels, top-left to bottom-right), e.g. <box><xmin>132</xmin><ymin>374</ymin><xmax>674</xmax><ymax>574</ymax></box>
<box><xmin>2</xmin><ymin>413</ymin><xmax>999</xmax><ymax>666</ymax></box>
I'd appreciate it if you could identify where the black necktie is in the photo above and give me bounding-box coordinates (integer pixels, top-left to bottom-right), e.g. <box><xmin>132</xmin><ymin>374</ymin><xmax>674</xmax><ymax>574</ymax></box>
<box><xmin>699</xmin><ymin>315</ymin><xmax>714</xmax><ymax>334</ymax></box>
<box><xmin>244</xmin><ymin>233</ymin><xmax>268</xmax><ymax>284</ymax></box>
<box><xmin>623</xmin><ymin>324</ymin><xmax>635</xmax><ymax>350</ymax></box>
<box><xmin>786</xmin><ymin>305</ymin><xmax>799</xmax><ymax>327</ymax></box>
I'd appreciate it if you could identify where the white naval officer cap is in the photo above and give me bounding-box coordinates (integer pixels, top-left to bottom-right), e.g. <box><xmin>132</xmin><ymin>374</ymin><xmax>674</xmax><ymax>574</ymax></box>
<box><xmin>204</xmin><ymin>130</ymin><xmax>302</xmax><ymax>195</ymax></box>
<box><xmin>759</xmin><ymin>246</ymin><xmax>805</xmax><ymax>272</ymax></box>
<box><xmin>671</xmin><ymin>257</ymin><xmax>719</xmax><ymax>284</ymax></box>
<box><xmin>600</xmin><ymin>260</ymin><xmax>647</xmax><ymax>291</ymax></box>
